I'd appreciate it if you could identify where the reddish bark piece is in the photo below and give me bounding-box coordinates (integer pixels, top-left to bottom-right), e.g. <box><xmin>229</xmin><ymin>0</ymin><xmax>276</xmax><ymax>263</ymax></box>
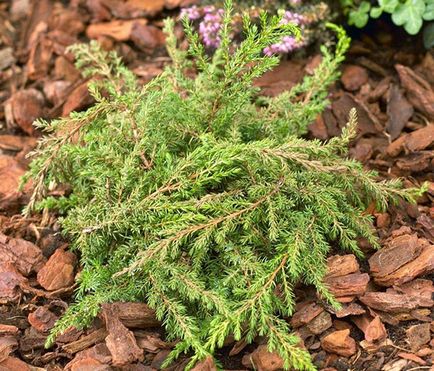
<box><xmin>64</xmin><ymin>343</ymin><xmax>112</xmax><ymax>371</ymax></box>
<box><xmin>341</xmin><ymin>65</ymin><xmax>368</xmax><ymax>91</ymax></box>
<box><xmin>306</xmin><ymin>311</ymin><xmax>332</xmax><ymax>335</ymax></box>
<box><xmin>333</xmin><ymin>302</ymin><xmax>366</xmax><ymax>318</ymax></box>
<box><xmin>368</xmin><ymin>234</ymin><xmax>421</xmax><ymax>283</ymax></box>
<box><xmin>43</xmin><ymin>80</ymin><xmax>71</xmax><ymax>106</ymax></box>
<box><xmin>0</xmin><ymin>357</ymin><xmax>32</xmax><ymax>371</ymax></box>
<box><xmin>290</xmin><ymin>301</ymin><xmax>324</xmax><ymax>328</ymax></box>
<box><xmin>368</xmin><ymin>76</ymin><xmax>391</xmax><ymax>102</ymax></box>
<box><xmin>248</xmin><ymin>345</ymin><xmax>284</xmax><ymax>371</ymax></box>
<box><xmin>396</xmin><ymin>152</ymin><xmax>433</xmax><ymax>173</ymax></box>
<box><xmin>324</xmin><ymin>273</ymin><xmax>369</xmax><ymax>297</ymax></box>
<box><xmin>62</xmin><ymin>82</ymin><xmax>94</xmax><ymax>117</ymax></box>
<box><xmin>101</xmin><ymin>304</ymin><xmax>144</xmax><ymax>366</ymax></box>
<box><xmin>130</xmin><ymin>24</ymin><xmax>165</xmax><ymax>52</ymax></box>
<box><xmin>134</xmin><ymin>332</ymin><xmax>170</xmax><ymax>353</ymax></box>
<box><xmin>325</xmin><ymin>255</ymin><xmax>359</xmax><ymax>278</ymax></box>
<box><xmin>0</xmin><ymin>234</ymin><xmax>45</xmax><ymax>276</ymax></box>
<box><xmin>0</xmin><ymin>136</ymin><xmax>37</xmax><ymax>153</ymax></box>
<box><xmin>386</xmin><ymin>134</ymin><xmax>408</xmax><ymax>157</ymax></box>
<box><xmin>191</xmin><ymin>356</ymin><xmax>217</xmax><ymax>371</ymax></box>
<box><xmin>37</xmin><ymin>249</ymin><xmax>76</xmax><ymax>291</ymax></box>
<box><xmin>332</xmin><ymin>94</ymin><xmax>382</xmax><ymax>136</ymax></box>
<box><xmin>373</xmin><ymin>243</ymin><xmax>434</xmax><ymax>287</ymax></box>
<box><xmin>397</xmin><ymin>352</ymin><xmax>426</xmax><ymax>365</ymax></box>
<box><xmin>396</xmin><ymin>64</ymin><xmax>434</xmax><ymax>119</ymax></box>
<box><xmin>62</xmin><ymin>328</ymin><xmax>108</xmax><ymax>354</ymax></box>
<box><xmin>126</xmin><ymin>0</ymin><xmax>165</xmax><ymax>15</ymax></box>
<box><xmin>108</xmin><ymin>302</ymin><xmax>160</xmax><ymax>328</ymax></box>
<box><xmin>406</xmin><ymin>323</ymin><xmax>431</xmax><ymax>351</ymax></box>
<box><xmin>0</xmin><ymin>263</ymin><xmax>27</xmax><ymax>304</ymax></box>
<box><xmin>386</xmin><ymin>84</ymin><xmax>413</xmax><ymax>140</ymax></box>
<box><xmin>320</xmin><ymin>329</ymin><xmax>357</xmax><ymax>357</ymax></box>
<box><xmin>0</xmin><ymin>156</ymin><xmax>27</xmax><ymax>211</ymax></box>
<box><xmin>0</xmin><ymin>337</ymin><xmax>18</xmax><ymax>362</ymax></box>
<box><xmin>54</xmin><ymin>56</ymin><xmax>81</xmax><ymax>82</ymax></box>
<box><xmin>394</xmin><ymin>279</ymin><xmax>434</xmax><ymax>307</ymax></box>
<box><xmin>0</xmin><ymin>324</ymin><xmax>19</xmax><ymax>337</ymax></box>
<box><xmin>28</xmin><ymin>306</ymin><xmax>58</xmax><ymax>333</ymax></box>
<box><xmin>352</xmin><ymin>315</ymin><xmax>387</xmax><ymax>343</ymax></box>
<box><xmin>86</xmin><ymin>19</ymin><xmax>148</xmax><ymax>41</ymax></box>
<box><xmin>359</xmin><ymin>292</ymin><xmax>420</xmax><ymax>313</ymax></box>
<box><xmin>405</xmin><ymin>124</ymin><xmax>434</xmax><ymax>152</ymax></box>
<box><xmin>254</xmin><ymin>60</ymin><xmax>304</xmax><ymax>97</ymax></box>
<box><xmin>5</xmin><ymin>89</ymin><xmax>44</xmax><ymax>135</ymax></box>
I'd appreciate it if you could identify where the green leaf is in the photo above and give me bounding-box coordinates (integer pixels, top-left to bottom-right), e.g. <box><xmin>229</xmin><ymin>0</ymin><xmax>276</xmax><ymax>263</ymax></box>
<box><xmin>360</xmin><ymin>1</ymin><xmax>371</xmax><ymax>12</ymax></box>
<box><xmin>424</xmin><ymin>0</ymin><xmax>434</xmax><ymax>20</ymax></box>
<box><xmin>379</xmin><ymin>0</ymin><xmax>399</xmax><ymax>13</ymax></box>
<box><xmin>391</xmin><ymin>0</ymin><xmax>425</xmax><ymax>34</ymax></box>
<box><xmin>349</xmin><ymin>5</ymin><xmax>370</xmax><ymax>28</ymax></box>
<box><xmin>370</xmin><ymin>7</ymin><xmax>383</xmax><ymax>18</ymax></box>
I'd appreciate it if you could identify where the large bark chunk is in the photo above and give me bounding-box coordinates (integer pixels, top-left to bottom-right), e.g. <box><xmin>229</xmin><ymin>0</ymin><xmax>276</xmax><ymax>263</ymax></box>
<box><xmin>320</xmin><ymin>329</ymin><xmax>357</xmax><ymax>357</ymax></box>
<box><xmin>37</xmin><ymin>249</ymin><xmax>76</xmax><ymax>291</ymax></box>
<box><xmin>359</xmin><ymin>292</ymin><xmax>420</xmax><ymax>313</ymax></box>
<box><xmin>325</xmin><ymin>255</ymin><xmax>359</xmax><ymax>278</ymax></box>
<box><xmin>101</xmin><ymin>304</ymin><xmax>144</xmax><ymax>366</ymax></box>
<box><xmin>324</xmin><ymin>273</ymin><xmax>370</xmax><ymax>297</ymax></box>
<box><xmin>396</xmin><ymin>64</ymin><xmax>434</xmax><ymax>119</ymax></box>
<box><xmin>0</xmin><ymin>234</ymin><xmax>45</xmax><ymax>276</ymax></box>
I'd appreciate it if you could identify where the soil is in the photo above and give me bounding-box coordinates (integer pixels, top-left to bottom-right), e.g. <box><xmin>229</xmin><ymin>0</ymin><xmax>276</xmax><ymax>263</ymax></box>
<box><xmin>0</xmin><ymin>1</ymin><xmax>433</xmax><ymax>370</ymax></box>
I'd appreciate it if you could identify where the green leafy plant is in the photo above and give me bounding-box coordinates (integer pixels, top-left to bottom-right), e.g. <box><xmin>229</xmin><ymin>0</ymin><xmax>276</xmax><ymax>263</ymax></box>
<box><xmin>342</xmin><ymin>0</ymin><xmax>434</xmax><ymax>34</ymax></box>
<box><xmin>25</xmin><ymin>1</ymin><xmax>417</xmax><ymax>369</ymax></box>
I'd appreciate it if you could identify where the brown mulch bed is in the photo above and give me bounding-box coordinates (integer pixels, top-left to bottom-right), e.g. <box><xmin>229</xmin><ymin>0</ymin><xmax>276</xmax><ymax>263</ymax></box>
<box><xmin>0</xmin><ymin>1</ymin><xmax>433</xmax><ymax>370</ymax></box>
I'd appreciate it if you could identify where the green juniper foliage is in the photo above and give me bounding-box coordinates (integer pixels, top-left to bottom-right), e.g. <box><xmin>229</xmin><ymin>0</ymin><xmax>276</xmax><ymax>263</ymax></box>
<box><xmin>26</xmin><ymin>2</ymin><xmax>417</xmax><ymax>369</ymax></box>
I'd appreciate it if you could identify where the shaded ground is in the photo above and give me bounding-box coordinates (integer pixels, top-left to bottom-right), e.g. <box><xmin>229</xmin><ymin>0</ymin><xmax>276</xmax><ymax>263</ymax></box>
<box><xmin>0</xmin><ymin>1</ymin><xmax>433</xmax><ymax>370</ymax></box>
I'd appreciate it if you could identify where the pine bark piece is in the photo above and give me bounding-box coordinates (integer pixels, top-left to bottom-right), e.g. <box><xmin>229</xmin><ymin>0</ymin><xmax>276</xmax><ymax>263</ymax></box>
<box><xmin>191</xmin><ymin>356</ymin><xmax>217</xmax><ymax>371</ymax></box>
<box><xmin>306</xmin><ymin>311</ymin><xmax>332</xmax><ymax>335</ymax></box>
<box><xmin>0</xmin><ymin>356</ymin><xmax>33</xmax><ymax>371</ymax></box>
<box><xmin>86</xmin><ymin>19</ymin><xmax>148</xmax><ymax>41</ymax></box>
<box><xmin>0</xmin><ymin>324</ymin><xmax>19</xmax><ymax>337</ymax></box>
<box><xmin>101</xmin><ymin>304</ymin><xmax>144</xmax><ymax>366</ymax></box>
<box><xmin>332</xmin><ymin>302</ymin><xmax>366</xmax><ymax>318</ymax></box>
<box><xmin>397</xmin><ymin>352</ymin><xmax>426</xmax><ymax>365</ymax></box>
<box><xmin>359</xmin><ymin>292</ymin><xmax>420</xmax><ymax>313</ymax></box>
<box><xmin>62</xmin><ymin>82</ymin><xmax>94</xmax><ymax>117</ymax></box>
<box><xmin>64</xmin><ymin>343</ymin><xmax>112</xmax><ymax>371</ymax></box>
<box><xmin>320</xmin><ymin>329</ymin><xmax>357</xmax><ymax>357</ymax></box>
<box><xmin>130</xmin><ymin>24</ymin><xmax>166</xmax><ymax>52</ymax></box>
<box><xmin>248</xmin><ymin>345</ymin><xmax>284</xmax><ymax>371</ymax></box>
<box><xmin>406</xmin><ymin>323</ymin><xmax>431</xmax><ymax>351</ymax></box>
<box><xmin>372</xmin><ymin>243</ymin><xmax>434</xmax><ymax>287</ymax></box>
<box><xmin>386</xmin><ymin>84</ymin><xmax>414</xmax><ymax>140</ymax></box>
<box><xmin>341</xmin><ymin>65</ymin><xmax>368</xmax><ymax>91</ymax></box>
<box><xmin>62</xmin><ymin>328</ymin><xmax>108</xmax><ymax>354</ymax></box>
<box><xmin>290</xmin><ymin>301</ymin><xmax>324</xmax><ymax>328</ymax></box>
<box><xmin>0</xmin><ymin>263</ymin><xmax>27</xmax><ymax>304</ymax></box>
<box><xmin>352</xmin><ymin>315</ymin><xmax>387</xmax><ymax>343</ymax></box>
<box><xmin>112</xmin><ymin>302</ymin><xmax>160</xmax><ymax>328</ymax></box>
<box><xmin>37</xmin><ymin>249</ymin><xmax>76</xmax><ymax>291</ymax></box>
<box><xmin>325</xmin><ymin>255</ymin><xmax>359</xmax><ymax>278</ymax></box>
<box><xmin>0</xmin><ymin>135</ymin><xmax>37</xmax><ymax>153</ymax></box>
<box><xmin>5</xmin><ymin>89</ymin><xmax>45</xmax><ymax>135</ymax></box>
<box><xmin>324</xmin><ymin>273</ymin><xmax>370</xmax><ymax>297</ymax></box>
<box><xmin>28</xmin><ymin>306</ymin><xmax>58</xmax><ymax>333</ymax></box>
<box><xmin>393</xmin><ymin>279</ymin><xmax>434</xmax><ymax>307</ymax></box>
<box><xmin>405</xmin><ymin>124</ymin><xmax>434</xmax><ymax>152</ymax></box>
<box><xmin>369</xmin><ymin>234</ymin><xmax>420</xmax><ymax>278</ymax></box>
<box><xmin>0</xmin><ymin>337</ymin><xmax>18</xmax><ymax>362</ymax></box>
<box><xmin>0</xmin><ymin>234</ymin><xmax>45</xmax><ymax>276</ymax></box>
<box><xmin>0</xmin><ymin>156</ymin><xmax>27</xmax><ymax>211</ymax></box>
<box><xmin>396</xmin><ymin>64</ymin><xmax>434</xmax><ymax>119</ymax></box>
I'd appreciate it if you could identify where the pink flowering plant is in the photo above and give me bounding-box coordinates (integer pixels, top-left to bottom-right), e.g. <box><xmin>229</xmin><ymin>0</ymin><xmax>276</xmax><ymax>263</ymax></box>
<box><xmin>180</xmin><ymin>0</ymin><xmax>332</xmax><ymax>54</ymax></box>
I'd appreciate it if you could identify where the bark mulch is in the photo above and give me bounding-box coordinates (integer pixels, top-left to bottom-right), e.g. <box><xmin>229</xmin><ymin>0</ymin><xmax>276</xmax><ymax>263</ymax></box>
<box><xmin>0</xmin><ymin>1</ymin><xmax>433</xmax><ymax>370</ymax></box>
